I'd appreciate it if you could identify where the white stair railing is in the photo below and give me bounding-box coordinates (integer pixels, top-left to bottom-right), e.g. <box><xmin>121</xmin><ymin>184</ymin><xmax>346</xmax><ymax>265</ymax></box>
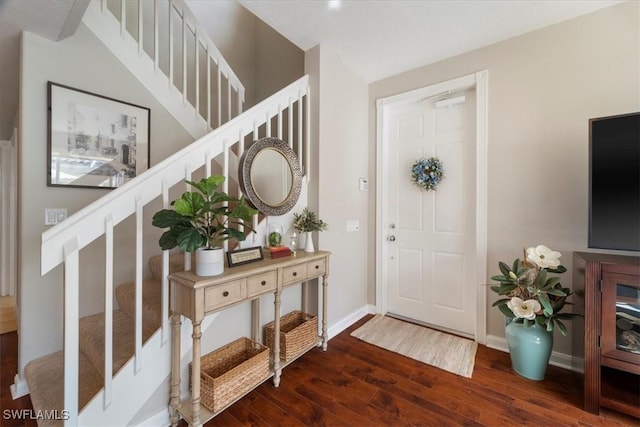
<box><xmin>85</xmin><ymin>0</ymin><xmax>245</xmax><ymax>139</ymax></box>
<box><xmin>41</xmin><ymin>76</ymin><xmax>310</xmax><ymax>425</ymax></box>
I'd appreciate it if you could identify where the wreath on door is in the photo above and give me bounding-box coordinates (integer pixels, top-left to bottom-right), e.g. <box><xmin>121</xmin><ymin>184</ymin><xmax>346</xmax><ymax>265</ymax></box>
<box><xmin>410</xmin><ymin>157</ymin><xmax>444</xmax><ymax>191</ymax></box>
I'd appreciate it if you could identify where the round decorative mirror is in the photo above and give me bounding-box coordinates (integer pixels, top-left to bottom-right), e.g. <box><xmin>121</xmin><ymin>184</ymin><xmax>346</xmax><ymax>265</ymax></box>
<box><xmin>238</xmin><ymin>137</ymin><xmax>302</xmax><ymax>216</ymax></box>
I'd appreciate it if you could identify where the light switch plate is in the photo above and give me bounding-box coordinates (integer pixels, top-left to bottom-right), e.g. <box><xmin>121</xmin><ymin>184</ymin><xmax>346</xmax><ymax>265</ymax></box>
<box><xmin>45</xmin><ymin>208</ymin><xmax>67</xmax><ymax>225</ymax></box>
<box><xmin>346</xmin><ymin>220</ymin><xmax>359</xmax><ymax>232</ymax></box>
<box><xmin>359</xmin><ymin>178</ymin><xmax>368</xmax><ymax>191</ymax></box>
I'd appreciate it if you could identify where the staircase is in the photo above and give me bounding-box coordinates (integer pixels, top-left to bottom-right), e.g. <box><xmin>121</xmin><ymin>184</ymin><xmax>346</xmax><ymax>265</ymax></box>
<box><xmin>25</xmin><ymin>254</ymin><xmax>171</xmax><ymax>426</ymax></box>
<box><xmin>83</xmin><ymin>0</ymin><xmax>246</xmax><ymax>139</ymax></box>
<box><xmin>29</xmin><ymin>0</ymin><xmax>311</xmax><ymax>425</ymax></box>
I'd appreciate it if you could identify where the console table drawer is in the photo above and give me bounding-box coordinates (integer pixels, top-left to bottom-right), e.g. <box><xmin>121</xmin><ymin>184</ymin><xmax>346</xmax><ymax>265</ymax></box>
<box><xmin>282</xmin><ymin>264</ymin><xmax>307</xmax><ymax>286</ymax></box>
<box><xmin>247</xmin><ymin>271</ymin><xmax>277</xmax><ymax>297</ymax></box>
<box><xmin>205</xmin><ymin>280</ymin><xmax>246</xmax><ymax>311</ymax></box>
<box><xmin>306</xmin><ymin>259</ymin><xmax>326</xmax><ymax>278</ymax></box>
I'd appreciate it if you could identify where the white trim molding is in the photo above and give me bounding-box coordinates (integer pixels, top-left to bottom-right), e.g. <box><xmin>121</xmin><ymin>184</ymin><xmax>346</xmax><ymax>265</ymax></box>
<box><xmin>10</xmin><ymin>374</ymin><xmax>30</xmax><ymax>399</ymax></box>
<box><xmin>0</xmin><ymin>127</ymin><xmax>18</xmax><ymax>297</ymax></box>
<box><xmin>486</xmin><ymin>334</ymin><xmax>584</xmax><ymax>373</ymax></box>
<box><xmin>375</xmin><ymin>71</ymin><xmax>489</xmax><ymax>345</ymax></box>
<box><xmin>327</xmin><ymin>304</ymin><xmax>376</xmax><ymax>340</ymax></box>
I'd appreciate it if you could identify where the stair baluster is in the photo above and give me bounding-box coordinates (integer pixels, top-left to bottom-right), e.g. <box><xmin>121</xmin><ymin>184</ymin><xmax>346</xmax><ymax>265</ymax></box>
<box><xmin>38</xmin><ymin>76</ymin><xmax>310</xmax><ymax>425</ymax></box>
<box><xmin>89</xmin><ymin>0</ymin><xmax>246</xmax><ymax>139</ymax></box>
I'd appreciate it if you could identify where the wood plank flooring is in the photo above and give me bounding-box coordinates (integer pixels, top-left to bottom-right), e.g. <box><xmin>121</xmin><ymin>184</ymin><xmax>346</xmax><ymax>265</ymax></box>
<box><xmin>201</xmin><ymin>315</ymin><xmax>637</xmax><ymax>427</ymax></box>
<box><xmin>0</xmin><ymin>296</ymin><xmax>17</xmax><ymax>335</ymax></box>
<box><xmin>1</xmin><ymin>314</ymin><xmax>637</xmax><ymax>426</ymax></box>
<box><xmin>1</xmin><ymin>332</ymin><xmax>37</xmax><ymax>426</ymax></box>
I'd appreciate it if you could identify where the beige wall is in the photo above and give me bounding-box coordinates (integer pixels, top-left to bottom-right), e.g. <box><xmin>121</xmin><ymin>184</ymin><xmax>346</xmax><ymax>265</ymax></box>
<box><xmin>18</xmin><ymin>25</ymin><xmax>193</xmax><ymax>374</ymax></box>
<box><xmin>255</xmin><ymin>19</ymin><xmax>305</xmax><ymax>101</ymax></box>
<box><xmin>306</xmin><ymin>45</ymin><xmax>370</xmax><ymax>327</ymax></box>
<box><xmin>187</xmin><ymin>0</ymin><xmax>304</xmax><ymax>108</ymax></box>
<box><xmin>369</xmin><ymin>1</ymin><xmax>640</xmax><ymax>355</ymax></box>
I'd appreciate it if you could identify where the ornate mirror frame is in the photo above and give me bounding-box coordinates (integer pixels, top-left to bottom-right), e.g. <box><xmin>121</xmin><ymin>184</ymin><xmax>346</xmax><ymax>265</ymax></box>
<box><xmin>238</xmin><ymin>137</ymin><xmax>302</xmax><ymax>216</ymax></box>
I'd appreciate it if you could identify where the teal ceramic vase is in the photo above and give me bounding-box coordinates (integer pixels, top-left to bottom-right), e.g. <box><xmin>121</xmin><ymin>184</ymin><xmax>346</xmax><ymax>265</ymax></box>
<box><xmin>505</xmin><ymin>320</ymin><xmax>553</xmax><ymax>381</ymax></box>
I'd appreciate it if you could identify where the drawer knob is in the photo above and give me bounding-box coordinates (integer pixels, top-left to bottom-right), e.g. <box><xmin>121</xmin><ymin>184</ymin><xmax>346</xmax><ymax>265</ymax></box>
<box><xmin>315</xmin><ymin>265</ymin><xmax>320</xmax><ymax>269</ymax></box>
<box><xmin>223</xmin><ymin>291</ymin><xmax>229</xmax><ymax>297</ymax></box>
<box><xmin>293</xmin><ymin>272</ymin><xmax>297</xmax><ymax>277</ymax></box>
<box><xmin>261</xmin><ymin>280</ymin><xmax>266</xmax><ymax>286</ymax></box>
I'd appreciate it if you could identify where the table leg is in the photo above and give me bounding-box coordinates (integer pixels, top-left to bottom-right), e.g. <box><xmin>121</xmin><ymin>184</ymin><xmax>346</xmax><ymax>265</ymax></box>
<box><xmin>301</xmin><ymin>281</ymin><xmax>308</xmax><ymax>314</ymax></box>
<box><xmin>191</xmin><ymin>321</ymin><xmax>202</xmax><ymax>427</ymax></box>
<box><xmin>273</xmin><ymin>289</ymin><xmax>282</xmax><ymax>387</ymax></box>
<box><xmin>322</xmin><ymin>274</ymin><xmax>328</xmax><ymax>351</ymax></box>
<box><xmin>252</xmin><ymin>298</ymin><xmax>260</xmax><ymax>343</ymax></box>
<box><xmin>169</xmin><ymin>313</ymin><xmax>182</xmax><ymax>427</ymax></box>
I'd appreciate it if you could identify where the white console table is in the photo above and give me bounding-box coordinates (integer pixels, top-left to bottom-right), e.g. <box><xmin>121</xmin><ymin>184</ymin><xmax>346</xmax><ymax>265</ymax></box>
<box><xmin>168</xmin><ymin>250</ymin><xmax>331</xmax><ymax>427</ymax></box>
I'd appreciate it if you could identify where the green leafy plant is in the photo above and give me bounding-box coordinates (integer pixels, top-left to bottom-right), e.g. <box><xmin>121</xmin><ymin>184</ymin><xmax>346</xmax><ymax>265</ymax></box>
<box><xmin>292</xmin><ymin>207</ymin><xmax>328</xmax><ymax>233</ymax></box>
<box><xmin>268</xmin><ymin>231</ymin><xmax>282</xmax><ymax>247</ymax></box>
<box><xmin>152</xmin><ymin>175</ymin><xmax>258</xmax><ymax>252</ymax></box>
<box><xmin>490</xmin><ymin>245</ymin><xmax>581</xmax><ymax>335</ymax></box>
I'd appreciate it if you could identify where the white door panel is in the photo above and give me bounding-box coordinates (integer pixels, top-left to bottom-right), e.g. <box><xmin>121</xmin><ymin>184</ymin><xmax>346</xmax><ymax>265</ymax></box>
<box><xmin>386</xmin><ymin>92</ymin><xmax>476</xmax><ymax>335</ymax></box>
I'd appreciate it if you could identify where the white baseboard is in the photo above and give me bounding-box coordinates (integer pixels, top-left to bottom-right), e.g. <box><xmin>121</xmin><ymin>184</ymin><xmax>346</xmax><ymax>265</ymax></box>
<box><xmin>132</xmin><ymin>408</ymin><xmax>170</xmax><ymax>427</ymax></box>
<box><xmin>327</xmin><ymin>304</ymin><xmax>376</xmax><ymax>339</ymax></box>
<box><xmin>10</xmin><ymin>374</ymin><xmax>29</xmax><ymax>399</ymax></box>
<box><xmin>486</xmin><ymin>334</ymin><xmax>584</xmax><ymax>373</ymax></box>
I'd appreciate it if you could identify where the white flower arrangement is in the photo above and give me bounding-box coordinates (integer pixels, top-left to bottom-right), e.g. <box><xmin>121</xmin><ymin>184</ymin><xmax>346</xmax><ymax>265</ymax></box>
<box><xmin>490</xmin><ymin>245</ymin><xmax>580</xmax><ymax>335</ymax></box>
<box><xmin>410</xmin><ymin>157</ymin><xmax>444</xmax><ymax>191</ymax></box>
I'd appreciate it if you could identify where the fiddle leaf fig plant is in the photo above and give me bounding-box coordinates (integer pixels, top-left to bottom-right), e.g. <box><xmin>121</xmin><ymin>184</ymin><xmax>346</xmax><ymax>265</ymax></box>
<box><xmin>152</xmin><ymin>175</ymin><xmax>258</xmax><ymax>252</ymax></box>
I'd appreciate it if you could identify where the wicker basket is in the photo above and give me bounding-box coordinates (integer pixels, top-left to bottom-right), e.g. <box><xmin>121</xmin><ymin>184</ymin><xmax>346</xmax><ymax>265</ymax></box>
<box><xmin>189</xmin><ymin>337</ymin><xmax>270</xmax><ymax>413</ymax></box>
<box><xmin>264</xmin><ymin>310</ymin><xmax>318</xmax><ymax>361</ymax></box>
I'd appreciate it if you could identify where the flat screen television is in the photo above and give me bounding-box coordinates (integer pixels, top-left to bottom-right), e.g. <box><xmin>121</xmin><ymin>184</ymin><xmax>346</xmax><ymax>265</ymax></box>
<box><xmin>589</xmin><ymin>112</ymin><xmax>640</xmax><ymax>252</ymax></box>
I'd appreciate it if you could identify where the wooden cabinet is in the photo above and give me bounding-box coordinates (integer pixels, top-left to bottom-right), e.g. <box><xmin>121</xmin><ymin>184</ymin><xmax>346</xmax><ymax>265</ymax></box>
<box><xmin>168</xmin><ymin>251</ymin><xmax>331</xmax><ymax>427</ymax></box>
<box><xmin>573</xmin><ymin>252</ymin><xmax>640</xmax><ymax>418</ymax></box>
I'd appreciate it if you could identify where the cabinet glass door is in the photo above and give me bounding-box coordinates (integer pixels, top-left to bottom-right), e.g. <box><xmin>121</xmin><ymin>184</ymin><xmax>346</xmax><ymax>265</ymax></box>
<box><xmin>602</xmin><ymin>272</ymin><xmax>640</xmax><ymax>367</ymax></box>
<box><xmin>615</xmin><ymin>283</ymin><xmax>640</xmax><ymax>354</ymax></box>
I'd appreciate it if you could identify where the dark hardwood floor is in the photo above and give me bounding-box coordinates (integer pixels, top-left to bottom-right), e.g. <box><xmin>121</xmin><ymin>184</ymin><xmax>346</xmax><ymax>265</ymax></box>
<box><xmin>203</xmin><ymin>315</ymin><xmax>637</xmax><ymax>427</ymax></box>
<box><xmin>2</xmin><ymin>315</ymin><xmax>637</xmax><ymax>426</ymax></box>
<box><xmin>1</xmin><ymin>332</ymin><xmax>37</xmax><ymax>426</ymax></box>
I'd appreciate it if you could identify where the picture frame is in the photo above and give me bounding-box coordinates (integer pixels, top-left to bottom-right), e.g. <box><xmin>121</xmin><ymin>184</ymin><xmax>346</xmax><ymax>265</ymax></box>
<box><xmin>227</xmin><ymin>246</ymin><xmax>264</xmax><ymax>267</ymax></box>
<box><xmin>47</xmin><ymin>82</ymin><xmax>151</xmax><ymax>189</ymax></box>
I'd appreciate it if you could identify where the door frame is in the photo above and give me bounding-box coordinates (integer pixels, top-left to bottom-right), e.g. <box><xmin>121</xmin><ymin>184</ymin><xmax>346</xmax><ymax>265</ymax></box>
<box><xmin>375</xmin><ymin>71</ymin><xmax>488</xmax><ymax>344</ymax></box>
<box><xmin>0</xmin><ymin>128</ymin><xmax>18</xmax><ymax>297</ymax></box>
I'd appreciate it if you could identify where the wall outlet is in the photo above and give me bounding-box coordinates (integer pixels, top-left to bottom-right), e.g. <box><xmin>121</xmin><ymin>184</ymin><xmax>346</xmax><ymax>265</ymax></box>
<box><xmin>45</xmin><ymin>208</ymin><xmax>67</xmax><ymax>225</ymax></box>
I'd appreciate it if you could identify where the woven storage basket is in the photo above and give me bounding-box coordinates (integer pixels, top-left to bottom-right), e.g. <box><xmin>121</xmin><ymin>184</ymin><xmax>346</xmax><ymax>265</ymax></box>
<box><xmin>264</xmin><ymin>310</ymin><xmax>318</xmax><ymax>361</ymax></box>
<box><xmin>189</xmin><ymin>337</ymin><xmax>269</xmax><ymax>413</ymax></box>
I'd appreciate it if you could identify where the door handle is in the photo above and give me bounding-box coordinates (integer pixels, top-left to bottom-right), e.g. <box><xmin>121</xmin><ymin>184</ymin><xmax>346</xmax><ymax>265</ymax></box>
<box><xmin>388</xmin><ymin>235</ymin><xmax>396</xmax><ymax>242</ymax></box>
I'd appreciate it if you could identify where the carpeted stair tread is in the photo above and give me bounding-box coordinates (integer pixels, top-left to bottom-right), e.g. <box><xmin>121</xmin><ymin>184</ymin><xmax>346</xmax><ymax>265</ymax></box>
<box><xmin>148</xmin><ymin>253</ymin><xmax>192</xmax><ymax>283</ymax></box>
<box><xmin>115</xmin><ymin>279</ymin><xmax>163</xmax><ymax>331</ymax></box>
<box><xmin>24</xmin><ymin>350</ymin><xmax>102</xmax><ymax>426</ymax></box>
<box><xmin>79</xmin><ymin>310</ymin><xmax>155</xmax><ymax>378</ymax></box>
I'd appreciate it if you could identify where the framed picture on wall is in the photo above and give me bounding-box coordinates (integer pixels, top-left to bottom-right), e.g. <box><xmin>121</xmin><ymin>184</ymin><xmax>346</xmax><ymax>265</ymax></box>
<box><xmin>47</xmin><ymin>82</ymin><xmax>151</xmax><ymax>189</ymax></box>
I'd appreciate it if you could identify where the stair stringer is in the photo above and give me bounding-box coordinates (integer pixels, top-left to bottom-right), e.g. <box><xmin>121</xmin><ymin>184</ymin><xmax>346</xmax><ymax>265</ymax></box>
<box><xmin>82</xmin><ymin>0</ymin><xmax>247</xmax><ymax>186</ymax></box>
<box><xmin>83</xmin><ymin>1</ymin><xmax>209</xmax><ymax>140</ymax></box>
<box><xmin>78</xmin><ymin>314</ymin><xmax>218</xmax><ymax>426</ymax></box>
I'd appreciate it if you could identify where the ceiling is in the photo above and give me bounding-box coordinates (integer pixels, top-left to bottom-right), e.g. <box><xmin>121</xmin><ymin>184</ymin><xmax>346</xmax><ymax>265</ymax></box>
<box><xmin>238</xmin><ymin>0</ymin><xmax>624</xmax><ymax>83</ymax></box>
<box><xmin>0</xmin><ymin>0</ymin><xmax>625</xmax><ymax>139</ymax></box>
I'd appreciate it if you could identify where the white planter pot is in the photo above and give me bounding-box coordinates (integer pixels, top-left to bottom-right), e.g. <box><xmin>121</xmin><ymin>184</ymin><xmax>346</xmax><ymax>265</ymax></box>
<box><xmin>195</xmin><ymin>247</ymin><xmax>224</xmax><ymax>276</ymax></box>
<box><xmin>304</xmin><ymin>231</ymin><xmax>315</xmax><ymax>253</ymax></box>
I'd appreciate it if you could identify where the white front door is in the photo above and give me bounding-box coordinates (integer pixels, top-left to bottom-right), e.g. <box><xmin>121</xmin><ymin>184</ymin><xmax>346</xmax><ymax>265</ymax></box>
<box><xmin>383</xmin><ymin>89</ymin><xmax>477</xmax><ymax>336</ymax></box>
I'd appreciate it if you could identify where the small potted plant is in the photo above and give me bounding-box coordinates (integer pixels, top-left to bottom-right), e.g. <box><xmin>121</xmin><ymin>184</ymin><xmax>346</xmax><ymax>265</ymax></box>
<box><xmin>152</xmin><ymin>175</ymin><xmax>258</xmax><ymax>276</ymax></box>
<box><xmin>267</xmin><ymin>222</ymin><xmax>284</xmax><ymax>247</ymax></box>
<box><xmin>292</xmin><ymin>207</ymin><xmax>328</xmax><ymax>253</ymax></box>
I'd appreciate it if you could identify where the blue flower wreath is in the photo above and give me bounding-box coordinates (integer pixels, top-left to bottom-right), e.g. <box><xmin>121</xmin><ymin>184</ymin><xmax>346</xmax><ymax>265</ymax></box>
<box><xmin>410</xmin><ymin>157</ymin><xmax>444</xmax><ymax>191</ymax></box>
